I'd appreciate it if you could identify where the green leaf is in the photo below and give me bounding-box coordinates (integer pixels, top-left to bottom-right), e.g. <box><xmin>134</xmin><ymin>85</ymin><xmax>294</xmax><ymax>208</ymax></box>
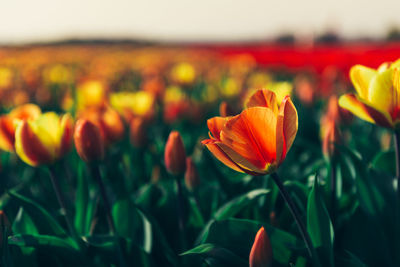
<box><xmin>181</xmin><ymin>243</ymin><xmax>248</xmax><ymax>267</ymax></box>
<box><xmin>83</xmin><ymin>235</ymin><xmax>152</xmax><ymax>267</ymax></box>
<box><xmin>338</xmin><ymin>145</ymin><xmax>385</xmax><ymax>216</ymax></box>
<box><xmin>12</xmin><ymin>208</ymin><xmax>39</xmax><ymax>235</ymax></box>
<box><xmin>8</xmin><ymin>234</ymin><xmax>81</xmax><ymax>263</ymax></box>
<box><xmin>371</xmin><ymin>150</ymin><xmax>395</xmax><ymax>176</ymax></box>
<box><xmin>196</xmin><ymin>189</ymin><xmax>270</xmax><ymax>244</ymax></box>
<box><xmin>8</xmin><ymin>191</ymin><xmax>67</xmax><ymax>237</ymax></box>
<box><xmin>307</xmin><ymin>176</ymin><xmax>334</xmax><ymax>266</ymax></box>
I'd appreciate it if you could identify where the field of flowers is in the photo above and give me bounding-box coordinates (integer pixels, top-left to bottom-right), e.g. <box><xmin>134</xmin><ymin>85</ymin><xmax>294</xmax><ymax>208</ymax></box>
<box><xmin>0</xmin><ymin>43</ymin><xmax>399</xmax><ymax>266</ymax></box>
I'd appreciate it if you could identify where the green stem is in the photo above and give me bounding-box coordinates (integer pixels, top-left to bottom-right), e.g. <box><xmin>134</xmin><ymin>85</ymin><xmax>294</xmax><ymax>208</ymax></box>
<box><xmin>394</xmin><ymin>132</ymin><xmax>400</xmax><ymax>264</ymax></box>
<box><xmin>89</xmin><ymin>164</ymin><xmax>116</xmax><ymax>234</ymax></box>
<box><xmin>48</xmin><ymin>166</ymin><xmax>78</xmax><ymax>240</ymax></box>
<box><xmin>330</xmin><ymin>159</ymin><xmax>336</xmax><ymax>226</ymax></box>
<box><xmin>271</xmin><ymin>173</ymin><xmax>318</xmax><ymax>262</ymax></box>
<box><xmin>89</xmin><ymin>164</ymin><xmax>126</xmax><ymax>267</ymax></box>
<box><xmin>175</xmin><ymin>176</ymin><xmax>187</xmax><ymax>251</ymax></box>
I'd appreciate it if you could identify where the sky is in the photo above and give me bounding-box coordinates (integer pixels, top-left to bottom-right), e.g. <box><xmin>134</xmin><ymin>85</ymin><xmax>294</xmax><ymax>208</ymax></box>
<box><xmin>0</xmin><ymin>0</ymin><xmax>399</xmax><ymax>44</ymax></box>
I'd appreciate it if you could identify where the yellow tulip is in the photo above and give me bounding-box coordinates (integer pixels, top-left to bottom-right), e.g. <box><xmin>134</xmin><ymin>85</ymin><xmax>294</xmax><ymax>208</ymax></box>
<box><xmin>15</xmin><ymin>112</ymin><xmax>74</xmax><ymax>166</ymax></box>
<box><xmin>110</xmin><ymin>91</ymin><xmax>155</xmax><ymax>122</ymax></box>
<box><xmin>339</xmin><ymin>59</ymin><xmax>400</xmax><ymax>129</ymax></box>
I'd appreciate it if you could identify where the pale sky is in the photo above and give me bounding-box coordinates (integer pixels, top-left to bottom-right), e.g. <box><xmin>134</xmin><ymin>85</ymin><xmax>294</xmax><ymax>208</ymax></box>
<box><xmin>0</xmin><ymin>0</ymin><xmax>399</xmax><ymax>43</ymax></box>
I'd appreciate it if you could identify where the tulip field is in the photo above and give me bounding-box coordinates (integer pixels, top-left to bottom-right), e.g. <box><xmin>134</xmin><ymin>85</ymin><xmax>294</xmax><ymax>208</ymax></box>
<box><xmin>1</xmin><ymin>43</ymin><xmax>400</xmax><ymax>267</ymax></box>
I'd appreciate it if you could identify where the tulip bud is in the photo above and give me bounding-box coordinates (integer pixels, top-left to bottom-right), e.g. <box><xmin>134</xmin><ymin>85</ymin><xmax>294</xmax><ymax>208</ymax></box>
<box><xmin>0</xmin><ymin>211</ymin><xmax>11</xmax><ymax>248</ymax></box>
<box><xmin>151</xmin><ymin>165</ymin><xmax>161</xmax><ymax>184</ymax></box>
<box><xmin>184</xmin><ymin>157</ymin><xmax>200</xmax><ymax>191</ymax></box>
<box><xmin>322</xmin><ymin>119</ymin><xmax>342</xmax><ymax>158</ymax></box>
<box><xmin>219</xmin><ymin>101</ymin><xmax>235</xmax><ymax>117</ymax></box>
<box><xmin>74</xmin><ymin>119</ymin><xmax>104</xmax><ymax>162</ymax></box>
<box><xmin>249</xmin><ymin>227</ymin><xmax>273</xmax><ymax>267</ymax></box>
<box><xmin>130</xmin><ymin>117</ymin><xmax>147</xmax><ymax>148</ymax></box>
<box><xmin>164</xmin><ymin>131</ymin><xmax>186</xmax><ymax>175</ymax></box>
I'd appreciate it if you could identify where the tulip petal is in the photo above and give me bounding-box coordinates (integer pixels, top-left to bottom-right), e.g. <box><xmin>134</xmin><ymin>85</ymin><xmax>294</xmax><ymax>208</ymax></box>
<box><xmin>59</xmin><ymin>114</ymin><xmax>74</xmax><ymax>157</ymax></box>
<box><xmin>339</xmin><ymin>93</ymin><xmax>392</xmax><ymax>128</ymax></box>
<box><xmin>246</xmin><ymin>89</ymin><xmax>278</xmax><ymax>114</ymax></box>
<box><xmin>0</xmin><ymin>116</ymin><xmax>15</xmax><ymax>152</ymax></box>
<box><xmin>220</xmin><ymin>107</ymin><xmax>277</xmax><ymax>171</ymax></box>
<box><xmin>368</xmin><ymin>68</ymin><xmax>395</xmax><ymax>113</ymax></box>
<box><xmin>9</xmin><ymin>104</ymin><xmax>41</xmax><ymax>120</ymax></box>
<box><xmin>218</xmin><ymin>142</ymin><xmax>274</xmax><ymax>175</ymax></box>
<box><xmin>202</xmin><ymin>139</ymin><xmax>244</xmax><ymax>173</ymax></box>
<box><xmin>32</xmin><ymin>113</ymin><xmax>61</xmax><ymax>157</ymax></box>
<box><xmin>15</xmin><ymin>121</ymin><xmax>53</xmax><ymax>166</ymax></box>
<box><xmin>207</xmin><ymin>116</ymin><xmax>230</xmax><ymax>140</ymax></box>
<box><xmin>350</xmin><ymin>65</ymin><xmax>376</xmax><ymax>99</ymax></box>
<box><xmin>280</xmin><ymin>96</ymin><xmax>298</xmax><ymax>160</ymax></box>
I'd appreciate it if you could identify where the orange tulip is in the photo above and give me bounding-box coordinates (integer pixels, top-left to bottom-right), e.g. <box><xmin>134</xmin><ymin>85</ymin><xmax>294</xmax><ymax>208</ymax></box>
<box><xmin>74</xmin><ymin>119</ymin><xmax>104</xmax><ymax>162</ymax></box>
<box><xmin>249</xmin><ymin>227</ymin><xmax>273</xmax><ymax>267</ymax></box>
<box><xmin>164</xmin><ymin>131</ymin><xmax>186</xmax><ymax>176</ymax></box>
<box><xmin>14</xmin><ymin>112</ymin><xmax>74</xmax><ymax>166</ymax></box>
<box><xmin>202</xmin><ymin>89</ymin><xmax>298</xmax><ymax>175</ymax></box>
<box><xmin>0</xmin><ymin>104</ymin><xmax>41</xmax><ymax>152</ymax></box>
<box><xmin>321</xmin><ymin>119</ymin><xmax>342</xmax><ymax>158</ymax></box>
<box><xmin>320</xmin><ymin>96</ymin><xmax>343</xmax><ymax>158</ymax></box>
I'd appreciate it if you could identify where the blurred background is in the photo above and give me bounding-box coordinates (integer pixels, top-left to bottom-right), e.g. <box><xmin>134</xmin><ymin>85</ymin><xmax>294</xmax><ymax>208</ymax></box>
<box><xmin>1</xmin><ymin>0</ymin><xmax>400</xmax><ymax>44</ymax></box>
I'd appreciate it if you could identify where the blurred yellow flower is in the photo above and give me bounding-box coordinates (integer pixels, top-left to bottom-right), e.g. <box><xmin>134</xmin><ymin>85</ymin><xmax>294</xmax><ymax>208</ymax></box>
<box><xmin>170</xmin><ymin>62</ymin><xmax>196</xmax><ymax>85</ymax></box>
<box><xmin>44</xmin><ymin>64</ymin><xmax>73</xmax><ymax>84</ymax></box>
<box><xmin>77</xmin><ymin>80</ymin><xmax>107</xmax><ymax>110</ymax></box>
<box><xmin>164</xmin><ymin>86</ymin><xmax>186</xmax><ymax>103</ymax></box>
<box><xmin>0</xmin><ymin>67</ymin><xmax>12</xmax><ymax>89</ymax></box>
<box><xmin>110</xmin><ymin>91</ymin><xmax>155</xmax><ymax>121</ymax></box>
<box><xmin>220</xmin><ymin>77</ymin><xmax>242</xmax><ymax>97</ymax></box>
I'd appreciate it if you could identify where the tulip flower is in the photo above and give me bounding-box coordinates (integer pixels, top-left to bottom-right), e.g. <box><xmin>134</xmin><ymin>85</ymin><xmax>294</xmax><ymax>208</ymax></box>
<box><xmin>164</xmin><ymin>131</ymin><xmax>186</xmax><ymax>176</ymax></box>
<box><xmin>202</xmin><ymin>89</ymin><xmax>298</xmax><ymax>175</ymax></box>
<box><xmin>14</xmin><ymin>112</ymin><xmax>73</xmax><ymax>166</ymax></box>
<box><xmin>78</xmin><ymin>106</ymin><xmax>125</xmax><ymax>145</ymax></box>
<box><xmin>0</xmin><ymin>104</ymin><xmax>41</xmax><ymax>152</ymax></box>
<box><xmin>249</xmin><ymin>227</ymin><xmax>273</xmax><ymax>267</ymax></box>
<box><xmin>129</xmin><ymin>117</ymin><xmax>147</xmax><ymax>148</ymax></box>
<box><xmin>338</xmin><ymin>60</ymin><xmax>400</xmax><ymax>129</ymax></box>
<box><xmin>74</xmin><ymin>119</ymin><xmax>104</xmax><ymax>162</ymax></box>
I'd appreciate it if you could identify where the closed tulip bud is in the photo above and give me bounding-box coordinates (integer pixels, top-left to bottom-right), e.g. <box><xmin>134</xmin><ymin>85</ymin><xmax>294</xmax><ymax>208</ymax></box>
<box><xmin>74</xmin><ymin>119</ymin><xmax>104</xmax><ymax>162</ymax></box>
<box><xmin>321</xmin><ymin>119</ymin><xmax>342</xmax><ymax>158</ymax></box>
<box><xmin>184</xmin><ymin>157</ymin><xmax>200</xmax><ymax>191</ymax></box>
<box><xmin>130</xmin><ymin>117</ymin><xmax>147</xmax><ymax>148</ymax></box>
<box><xmin>164</xmin><ymin>131</ymin><xmax>186</xmax><ymax>175</ymax></box>
<box><xmin>219</xmin><ymin>101</ymin><xmax>235</xmax><ymax>117</ymax></box>
<box><xmin>249</xmin><ymin>227</ymin><xmax>273</xmax><ymax>267</ymax></box>
<box><xmin>0</xmin><ymin>211</ymin><xmax>11</xmax><ymax>247</ymax></box>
